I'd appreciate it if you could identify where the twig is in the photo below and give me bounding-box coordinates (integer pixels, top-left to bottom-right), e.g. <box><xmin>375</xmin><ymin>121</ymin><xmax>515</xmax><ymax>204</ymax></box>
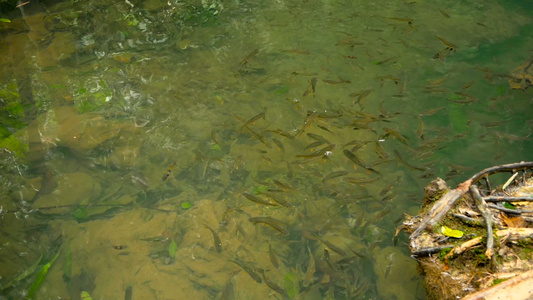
<box><xmin>470</xmin><ymin>185</ymin><xmax>494</xmax><ymax>259</ymax></box>
<box><xmin>412</xmin><ymin>245</ymin><xmax>454</xmax><ymax>257</ymax></box>
<box><xmin>495</xmin><ymin>228</ymin><xmax>533</xmax><ymax>241</ymax></box>
<box><xmin>452</xmin><ymin>213</ymin><xmax>484</xmax><ymax>226</ymax></box>
<box><xmin>444</xmin><ymin>236</ymin><xmax>483</xmax><ymax>259</ymax></box>
<box><xmin>487</xmin><ymin>204</ymin><xmax>533</xmax><ymax>214</ymax></box>
<box><xmin>484</xmin><ymin>196</ymin><xmax>533</xmax><ymax>202</ymax></box>
<box><xmin>467</xmin><ymin>161</ymin><xmax>533</xmax><ymax>183</ymax></box>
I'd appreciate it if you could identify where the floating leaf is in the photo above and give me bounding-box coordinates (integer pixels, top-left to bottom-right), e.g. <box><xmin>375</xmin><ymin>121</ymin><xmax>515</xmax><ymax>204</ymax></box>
<box><xmin>168</xmin><ymin>239</ymin><xmax>178</xmax><ymax>259</ymax></box>
<box><xmin>81</xmin><ymin>291</ymin><xmax>93</xmax><ymax>300</ymax></box>
<box><xmin>441</xmin><ymin>225</ymin><xmax>464</xmax><ymax>238</ymax></box>
<box><xmin>0</xmin><ymin>18</ymin><xmax>11</xmax><ymax>23</ymax></box>
<box><xmin>181</xmin><ymin>202</ymin><xmax>191</xmax><ymax>209</ymax></box>
<box><xmin>284</xmin><ymin>272</ymin><xmax>299</xmax><ymax>299</ymax></box>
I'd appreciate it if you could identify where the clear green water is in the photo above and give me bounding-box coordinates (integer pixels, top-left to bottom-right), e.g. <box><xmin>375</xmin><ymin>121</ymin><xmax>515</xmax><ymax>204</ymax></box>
<box><xmin>0</xmin><ymin>0</ymin><xmax>531</xmax><ymax>299</ymax></box>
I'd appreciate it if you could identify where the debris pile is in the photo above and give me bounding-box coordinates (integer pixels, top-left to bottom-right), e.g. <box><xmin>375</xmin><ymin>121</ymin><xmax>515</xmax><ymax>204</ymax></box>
<box><xmin>403</xmin><ymin>162</ymin><xmax>533</xmax><ymax>300</ymax></box>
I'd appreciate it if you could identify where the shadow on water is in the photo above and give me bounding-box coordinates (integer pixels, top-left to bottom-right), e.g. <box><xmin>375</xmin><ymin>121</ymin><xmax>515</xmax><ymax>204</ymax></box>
<box><xmin>0</xmin><ymin>0</ymin><xmax>531</xmax><ymax>299</ymax></box>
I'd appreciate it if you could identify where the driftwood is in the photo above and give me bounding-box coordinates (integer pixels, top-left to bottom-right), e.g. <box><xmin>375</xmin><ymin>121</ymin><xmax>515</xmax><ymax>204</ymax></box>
<box><xmin>409</xmin><ymin>161</ymin><xmax>533</xmax><ymax>244</ymax></box>
<box><xmin>405</xmin><ymin>161</ymin><xmax>533</xmax><ymax>300</ymax></box>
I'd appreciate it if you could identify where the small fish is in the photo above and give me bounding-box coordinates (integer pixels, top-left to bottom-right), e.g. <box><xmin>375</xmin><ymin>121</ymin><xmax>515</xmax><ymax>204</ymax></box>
<box><xmin>265</xmin><ymin>192</ymin><xmax>291</xmax><ymax>207</ymax></box>
<box><xmin>416</xmin><ymin>116</ymin><xmax>425</xmax><ymax>140</ymax></box>
<box><xmin>322</xmin><ymin>171</ymin><xmax>349</xmax><ymax>183</ymax></box>
<box><xmin>296</xmin><ymin>144</ymin><xmax>336</xmax><ymax>158</ymax></box>
<box><xmin>249</xmin><ymin>217</ymin><xmax>289</xmax><ymax>235</ymax></box>
<box><xmin>162</xmin><ymin>163</ymin><xmax>175</xmax><ymax>181</ymax></box>
<box><xmin>393</xmin><ymin>150</ymin><xmax>426</xmax><ymax>171</ymax></box>
<box><xmin>438</xmin><ymin>8</ymin><xmax>450</xmax><ymax>18</ymax></box>
<box><xmin>303</xmin><ymin>140</ymin><xmax>325</xmax><ymax>152</ymax></box>
<box><xmin>343</xmin><ymin>149</ymin><xmax>379</xmax><ymax>174</ymax></box>
<box><xmin>261</xmin><ymin>270</ymin><xmax>287</xmax><ymax>296</ymax></box>
<box><xmin>241</xmin><ymin>193</ymin><xmax>279</xmax><ymax>206</ymax></box>
<box><xmin>307</xmin><ymin>133</ymin><xmax>331</xmax><ymax>144</ymax></box>
<box><xmin>322</xmin><ymin>77</ymin><xmax>351</xmax><ymax>84</ymax></box>
<box><xmin>203</xmin><ymin>224</ymin><xmax>222</xmax><ymax>253</ymax></box>
<box><xmin>435</xmin><ymin>36</ymin><xmax>457</xmax><ymax>50</ymax></box>
<box><xmin>240</xmin><ymin>112</ymin><xmax>265</xmax><ymax>129</ymax></box>
<box><xmin>271</xmin><ymin>138</ymin><xmax>285</xmax><ymax>152</ymax></box>
<box><xmin>317</xmin><ymin>124</ymin><xmax>333</xmax><ymax>133</ymax></box>
<box><xmin>267</xmin><ymin>129</ymin><xmax>295</xmax><ymax>139</ymax></box>
<box><xmin>419</xmin><ymin>107</ymin><xmax>445</xmax><ymax>116</ymax></box>
<box><xmin>272</xmin><ymin>179</ymin><xmax>294</xmax><ymax>190</ymax></box>
<box><xmin>268</xmin><ymin>242</ymin><xmax>279</xmax><ymax>269</ymax></box>
<box><xmin>387</xmin><ymin>17</ymin><xmax>413</xmax><ymax>25</ymax></box>
<box><xmin>303</xmin><ymin>77</ymin><xmax>317</xmax><ymax>97</ymax></box>
<box><xmin>229</xmin><ymin>259</ymin><xmax>262</xmax><ymax>283</ymax></box>
<box><xmin>342</xmin><ymin>55</ymin><xmax>358</xmax><ymax>60</ymax></box>
<box><xmin>382</xmin><ymin>128</ymin><xmax>408</xmax><ymax>144</ymax></box>
<box><xmin>240</xmin><ymin>49</ymin><xmax>260</xmax><ymax>67</ymax></box>
<box><xmin>317</xmin><ymin>236</ymin><xmax>347</xmax><ymax>256</ymax></box>
<box><xmin>375</xmin><ymin>56</ymin><xmax>397</xmax><ymax>66</ymax></box>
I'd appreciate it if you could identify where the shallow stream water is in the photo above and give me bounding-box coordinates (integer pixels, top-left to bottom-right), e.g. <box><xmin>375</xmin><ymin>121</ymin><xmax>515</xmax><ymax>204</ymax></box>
<box><xmin>0</xmin><ymin>0</ymin><xmax>531</xmax><ymax>299</ymax></box>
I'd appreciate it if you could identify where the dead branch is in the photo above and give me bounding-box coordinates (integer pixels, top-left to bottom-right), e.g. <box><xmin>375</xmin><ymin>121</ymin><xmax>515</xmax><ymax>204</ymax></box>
<box><xmin>470</xmin><ymin>185</ymin><xmax>494</xmax><ymax>259</ymax></box>
<box><xmin>409</xmin><ymin>161</ymin><xmax>533</xmax><ymax>242</ymax></box>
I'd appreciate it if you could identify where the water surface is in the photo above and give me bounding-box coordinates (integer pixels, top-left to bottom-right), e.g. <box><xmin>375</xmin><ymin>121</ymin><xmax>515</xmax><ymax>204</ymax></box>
<box><xmin>0</xmin><ymin>0</ymin><xmax>531</xmax><ymax>299</ymax></box>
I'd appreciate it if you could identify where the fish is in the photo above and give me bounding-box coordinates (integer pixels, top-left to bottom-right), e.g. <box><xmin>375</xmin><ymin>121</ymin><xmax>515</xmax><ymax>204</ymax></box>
<box><xmin>374</xmin><ymin>56</ymin><xmax>397</xmax><ymax>66</ymax></box>
<box><xmin>323</xmin><ymin>78</ymin><xmax>351</xmax><ymax>84</ymax></box>
<box><xmin>317</xmin><ymin>124</ymin><xmax>333</xmax><ymax>133</ymax></box>
<box><xmin>162</xmin><ymin>163</ymin><xmax>175</xmax><ymax>181</ymax></box>
<box><xmin>435</xmin><ymin>36</ymin><xmax>457</xmax><ymax>50</ymax></box>
<box><xmin>240</xmin><ymin>49</ymin><xmax>259</xmax><ymax>67</ymax></box>
<box><xmin>244</xmin><ymin>127</ymin><xmax>272</xmax><ymax>149</ymax></box>
<box><xmin>342</xmin><ymin>149</ymin><xmax>379</xmax><ymax>174</ymax></box>
<box><xmin>303</xmin><ymin>77</ymin><xmax>317</xmax><ymax>97</ymax></box>
<box><xmin>240</xmin><ymin>112</ymin><xmax>265</xmax><ymax>129</ymax></box>
<box><xmin>416</xmin><ymin>116</ymin><xmax>425</xmax><ymax>140</ymax></box>
<box><xmin>249</xmin><ymin>217</ymin><xmax>289</xmax><ymax>235</ymax></box>
<box><xmin>203</xmin><ymin>223</ymin><xmax>222</xmax><ymax>253</ymax></box>
<box><xmin>307</xmin><ymin>133</ymin><xmax>331</xmax><ymax>144</ymax></box>
<box><xmin>419</xmin><ymin>107</ymin><xmax>445</xmax><ymax>116</ymax></box>
<box><xmin>322</xmin><ymin>171</ymin><xmax>349</xmax><ymax>183</ymax></box>
<box><xmin>438</xmin><ymin>8</ymin><xmax>450</xmax><ymax>18</ymax></box>
<box><xmin>241</xmin><ymin>193</ymin><xmax>279</xmax><ymax>206</ymax></box>
<box><xmin>317</xmin><ymin>236</ymin><xmax>347</xmax><ymax>256</ymax></box>
<box><xmin>229</xmin><ymin>259</ymin><xmax>262</xmax><ymax>283</ymax></box>
<box><xmin>264</xmin><ymin>192</ymin><xmax>292</xmax><ymax>207</ymax></box>
<box><xmin>272</xmin><ymin>179</ymin><xmax>294</xmax><ymax>190</ymax></box>
<box><xmin>267</xmin><ymin>129</ymin><xmax>295</xmax><ymax>139</ymax></box>
<box><xmin>382</xmin><ymin>128</ymin><xmax>408</xmax><ymax>144</ymax></box>
<box><xmin>303</xmin><ymin>140</ymin><xmax>325</xmax><ymax>152</ymax></box>
<box><xmin>373</xmin><ymin>142</ymin><xmax>390</xmax><ymax>159</ymax></box>
<box><xmin>271</xmin><ymin>138</ymin><xmax>285</xmax><ymax>152</ymax></box>
<box><xmin>342</xmin><ymin>55</ymin><xmax>358</xmax><ymax>60</ymax></box>
<box><xmin>268</xmin><ymin>242</ymin><xmax>279</xmax><ymax>269</ymax></box>
<box><xmin>296</xmin><ymin>144</ymin><xmax>336</xmax><ymax>158</ymax></box>
<box><xmin>387</xmin><ymin>17</ymin><xmax>413</xmax><ymax>25</ymax></box>
<box><xmin>261</xmin><ymin>270</ymin><xmax>287</xmax><ymax>296</ymax></box>
<box><xmin>393</xmin><ymin>150</ymin><xmax>426</xmax><ymax>171</ymax></box>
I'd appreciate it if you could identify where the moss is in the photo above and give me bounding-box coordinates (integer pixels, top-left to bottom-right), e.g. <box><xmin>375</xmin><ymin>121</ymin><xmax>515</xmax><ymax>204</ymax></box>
<box><xmin>491</xmin><ymin>278</ymin><xmax>509</xmax><ymax>286</ymax></box>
